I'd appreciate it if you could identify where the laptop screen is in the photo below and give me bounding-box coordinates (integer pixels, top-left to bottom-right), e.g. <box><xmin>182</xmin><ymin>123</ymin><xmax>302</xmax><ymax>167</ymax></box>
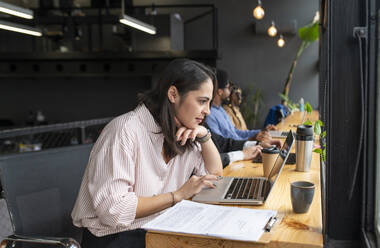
<box><xmin>267</xmin><ymin>131</ymin><xmax>295</xmax><ymax>182</ymax></box>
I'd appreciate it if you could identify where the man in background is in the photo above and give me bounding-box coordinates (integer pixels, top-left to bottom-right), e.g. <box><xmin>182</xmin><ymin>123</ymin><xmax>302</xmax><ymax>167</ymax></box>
<box><xmin>206</xmin><ymin>69</ymin><xmax>270</xmax><ymax>141</ymax></box>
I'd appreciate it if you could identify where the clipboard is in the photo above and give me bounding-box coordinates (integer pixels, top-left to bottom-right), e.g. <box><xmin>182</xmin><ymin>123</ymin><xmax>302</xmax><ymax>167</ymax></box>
<box><xmin>258</xmin><ymin>213</ymin><xmax>284</xmax><ymax>243</ymax></box>
<box><xmin>146</xmin><ymin>213</ymin><xmax>285</xmax><ymax>245</ymax></box>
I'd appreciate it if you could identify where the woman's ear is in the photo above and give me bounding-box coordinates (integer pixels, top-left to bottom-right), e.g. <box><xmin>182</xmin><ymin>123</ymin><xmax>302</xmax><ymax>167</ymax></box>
<box><xmin>168</xmin><ymin>85</ymin><xmax>179</xmax><ymax>103</ymax></box>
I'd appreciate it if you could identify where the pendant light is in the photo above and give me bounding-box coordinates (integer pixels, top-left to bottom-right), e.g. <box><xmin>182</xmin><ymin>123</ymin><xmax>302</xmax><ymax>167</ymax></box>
<box><xmin>267</xmin><ymin>21</ymin><xmax>277</xmax><ymax>37</ymax></box>
<box><xmin>277</xmin><ymin>35</ymin><xmax>285</xmax><ymax>47</ymax></box>
<box><xmin>253</xmin><ymin>0</ymin><xmax>265</xmax><ymax>20</ymax></box>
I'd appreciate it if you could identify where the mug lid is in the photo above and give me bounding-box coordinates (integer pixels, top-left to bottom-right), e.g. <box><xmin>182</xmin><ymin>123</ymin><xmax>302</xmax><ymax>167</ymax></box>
<box><xmin>262</xmin><ymin>146</ymin><xmax>280</xmax><ymax>154</ymax></box>
<box><xmin>296</xmin><ymin>125</ymin><xmax>314</xmax><ymax>136</ymax></box>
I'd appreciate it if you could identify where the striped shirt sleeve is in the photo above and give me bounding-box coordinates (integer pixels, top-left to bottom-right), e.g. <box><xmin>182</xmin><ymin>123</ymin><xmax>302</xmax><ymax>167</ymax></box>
<box><xmin>87</xmin><ymin>133</ymin><xmax>138</xmax><ymax>229</ymax></box>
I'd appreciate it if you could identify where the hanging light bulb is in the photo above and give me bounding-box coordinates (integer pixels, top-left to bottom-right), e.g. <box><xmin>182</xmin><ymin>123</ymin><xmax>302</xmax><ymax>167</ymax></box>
<box><xmin>277</xmin><ymin>35</ymin><xmax>285</xmax><ymax>47</ymax></box>
<box><xmin>253</xmin><ymin>0</ymin><xmax>265</xmax><ymax>20</ymax></box>
<box><xmin>267</xmin><ymin>21</ymin><xmax>277</xmax><ymax>37</ymax></box>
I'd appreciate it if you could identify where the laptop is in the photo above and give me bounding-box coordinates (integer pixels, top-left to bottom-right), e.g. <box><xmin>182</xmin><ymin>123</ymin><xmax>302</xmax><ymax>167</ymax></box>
<box><xmin>269</xmin><ymin>111</ymin><xmax>307</xmax><ymax>138</ymax></box>
<box><xmin>192</xmin><ymin>130</ymin><xmax>294</xmax><ymax>205</ymax></box>
<box><xmin>269</xmin><ymin>130</ymin><xmax>292</xmax><ymax>138</ymax></box>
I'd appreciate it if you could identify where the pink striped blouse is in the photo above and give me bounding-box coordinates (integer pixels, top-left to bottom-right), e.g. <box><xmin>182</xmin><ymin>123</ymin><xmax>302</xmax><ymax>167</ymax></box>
<box><xmin>71</xmin><ymin>104</ymin><xmax>208</xmax><ymax>237</ymax></box>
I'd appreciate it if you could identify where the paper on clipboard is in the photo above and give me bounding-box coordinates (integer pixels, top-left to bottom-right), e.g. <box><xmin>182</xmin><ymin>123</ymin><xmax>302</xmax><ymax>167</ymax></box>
<box><xmin>142</xmin><ymin>200</ymin><xmax>277</xmax><ymax>242</ymax></box>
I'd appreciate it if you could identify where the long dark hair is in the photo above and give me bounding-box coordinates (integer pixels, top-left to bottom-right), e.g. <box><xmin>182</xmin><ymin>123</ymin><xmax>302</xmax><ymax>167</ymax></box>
<box><xmin>139</xmin><ymin>59</ymin><xmax>217</xmax><ymax>158</ymax></box>
<box><xmin>227</xmin><ymin>83</ymin><xmax>242</xmax><ymax>127</ymax></box>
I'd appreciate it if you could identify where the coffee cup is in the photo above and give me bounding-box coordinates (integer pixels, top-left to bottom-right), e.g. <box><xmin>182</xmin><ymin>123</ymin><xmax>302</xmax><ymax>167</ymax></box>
<box><xmin>262</xmin><ymin>147</ymin><xmax>280</xmax><ymax>177</ymax></box>
<box><xmin>290</xmin><ymin>181</ymin><xmax>315</xmax><ymax>213</ymax></box>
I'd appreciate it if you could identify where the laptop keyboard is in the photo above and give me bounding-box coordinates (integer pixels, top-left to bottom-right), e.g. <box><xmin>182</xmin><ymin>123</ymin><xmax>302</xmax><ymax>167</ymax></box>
<box><xmin>280</xmin><ymin>131</ymin><xmax>288</xmax><ymax>136</ymax></box>
<box><xmin>269</xmin><ymin>131</ymin><xmax>289</xmax><ymax>137</ymax></box>
<box><xmin>224</xmin><ymin>178</ymin><xmax>267</xmax><ymax>200</ymax></box>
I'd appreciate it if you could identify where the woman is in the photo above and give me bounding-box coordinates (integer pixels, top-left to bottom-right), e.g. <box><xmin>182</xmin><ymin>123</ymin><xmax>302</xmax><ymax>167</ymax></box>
<box><xmin>71</xmin><ymin>59</ymin><xmax>223</xmax><ymax>248</ymax></box>
<box><xmin>224</xmin><ymin>84</ymin><xmax>277</xmax><ymax>132</ymax></box>
<box><xmin>223</xmin><ymin>84</ymin><xmax>248</xmax><ymax>130</ymax></box>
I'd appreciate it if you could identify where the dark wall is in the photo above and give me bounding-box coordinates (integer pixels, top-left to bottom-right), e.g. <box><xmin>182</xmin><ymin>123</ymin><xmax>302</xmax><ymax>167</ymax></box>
<box><xmin>0</xmin><ymin>77</ymin><xmax>151</xmax><ymax>126</ymax></box>
<box><xmin>137</xmin><ymin>0</ymin><xmax>319</xmax><ymax>127</ymax></box>
<box><xmin>215</xmin><ymin>0</ymin><xmax>319</xmax><ymax>128</ymax></box>
<box><xmin>0</xmin><ymin>0</ymin><xmax>318</xmax><ymax>128</ymax></box>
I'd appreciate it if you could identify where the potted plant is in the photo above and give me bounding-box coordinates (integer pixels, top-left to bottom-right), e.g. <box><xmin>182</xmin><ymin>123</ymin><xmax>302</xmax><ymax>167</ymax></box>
<box><xmin>281</xmin><ymin>12</ymin><xmax>320</xmax><ymax>105</ymax></box>
<box><xmin>240</xmin><ymin>84</ymin><xmax>263</xmax><ymax>129</ymax></box>
<box><xmin>303</xmin><ymin>102</ymin><xmax>326</xmax><ymax>162</ymax></box>
<box><xmin>279</xmin><ymin>93</ymin><xmax>299</xmax><ymax>113</ymax></box>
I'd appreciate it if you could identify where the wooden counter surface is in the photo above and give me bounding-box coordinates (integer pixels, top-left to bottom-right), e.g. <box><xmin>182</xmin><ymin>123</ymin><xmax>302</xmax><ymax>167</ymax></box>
<box><xmin>146</xmin><ymin>111</ymin><xmax>323</xmax><ymax>248</ymax></box>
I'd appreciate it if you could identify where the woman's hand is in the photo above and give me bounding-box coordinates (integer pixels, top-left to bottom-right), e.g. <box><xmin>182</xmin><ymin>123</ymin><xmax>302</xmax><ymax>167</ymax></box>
<box><xmin>135</xmin><ymin>175</ymin><xmax>218</xmax><ymax>218</ymax></box>
<box><xmin>175</xmin><ymin>117</ymin><xmax>208</xmax><ymax>146</ymax></box>
<box><xmin>265</xmin><ymin>124</ymin><xmax>277</xmax><ymax>131</ymax></box>
<box><xmin>174</xmin><ymin>174</ymin><xmax>218</xmax><ymax>201</ymax></box>
<box><xmin>174</xmin><ymin>117</ymin><xmax>223</xmax><ymax>176</ymax></box>
<box><xmin>252</xmin><ymin>130</ymin><xmax>271</xmax><ymax>142</ymax></box>
<box><xmin>242</xmin><ymin>145</ymin><xmax>263</xmax><ymax>160</ymax></box>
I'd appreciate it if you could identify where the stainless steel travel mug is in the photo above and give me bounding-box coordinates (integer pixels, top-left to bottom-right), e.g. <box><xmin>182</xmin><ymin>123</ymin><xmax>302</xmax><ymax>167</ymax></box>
<box><xmin>296</xmin><ymin>125</ymin><xmax>314</xmax><ymax>172</ymax></box>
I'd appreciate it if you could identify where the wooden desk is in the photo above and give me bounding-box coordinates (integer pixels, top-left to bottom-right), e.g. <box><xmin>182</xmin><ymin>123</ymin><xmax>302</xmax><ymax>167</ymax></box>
<box><xmin>276</xmin><ymin>110</ymin><xmax>319</xmax><ymax>133</ymax></box>
<box><xmin>146</xmin><ymin>111</ymin><xmax>323</xmax><ymax>248</ymax></box>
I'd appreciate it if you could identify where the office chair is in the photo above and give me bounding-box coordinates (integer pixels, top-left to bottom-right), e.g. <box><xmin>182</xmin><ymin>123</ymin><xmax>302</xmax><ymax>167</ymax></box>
<box><xmin>0</xmin><ymin>144</ymin><xmax>93</xmax><ymax>248</ymax></box>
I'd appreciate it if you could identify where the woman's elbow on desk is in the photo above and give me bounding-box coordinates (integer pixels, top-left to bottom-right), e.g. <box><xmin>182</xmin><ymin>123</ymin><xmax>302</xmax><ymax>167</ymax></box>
<box><xmin>204</xmin><ymin>159</ymin><xmax>223</xmax><ymax>176</ymax></box>
<box><xmin>208</xmin><ymin>168</ymin><xmax>223</xmax><ymax>176</ymax></box>
<box><xmin>201</xmin><ymin>140</ymin><xmax>223</xmax><ymax>176</ymax></box>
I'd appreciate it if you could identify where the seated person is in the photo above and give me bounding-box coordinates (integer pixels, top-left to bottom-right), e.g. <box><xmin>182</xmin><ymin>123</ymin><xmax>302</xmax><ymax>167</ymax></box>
<box><xmin>210</xmin><ymin>129</ymin><xmax>281</xmax><ymax>167</ymax></box>
<box><xmin>210</xmin><ymin>128</ymin><xmax>259</xmax><ymax>167</ymax></box>
<box><xmin>71</xmin><ymin>59</ymin><xmax>223</xmax><ymax>248</ymax></box>
<box><xmin>206</xmin><ymin>69</ymin><xmax>270</xmax><ymax>141</ymax></box>
<box><xmin>223</xmin><ymin>84</ymin><xmax>248</xmax><ymax>130</ymax></box>
<box><xmin>264</xmin><ymin>104</ymin><xmax>290</xmax><ymax>127</ymax></box>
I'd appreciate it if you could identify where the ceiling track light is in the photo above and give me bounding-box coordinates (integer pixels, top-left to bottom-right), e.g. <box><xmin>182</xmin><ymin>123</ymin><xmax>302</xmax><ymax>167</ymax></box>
<box><xmin>119</xmin><ymin>0</ymin><xmax>156</xmax><ymax>35</ymax></box>
<box><xmin>119</xmin><ymin>14</ymin><xmax>157</xmax><ymax>35</ymax></box>
<box><xmin>0</xmin><ymin>20</ymin><xmax>42</xmax><ymax>36</ymax></box>
<box><xmin>0</xmin><ymin>1</ymin><xmax>33</xmax><ymax>19</ymax></box>
<box><xmin>267</xmin><ymin>21</ymin><xmax>277</xmax><ymax>37</ymax></box>
<box><xmin>277</xmin><ymin>34</ymin><xmax>285</xmax><ymax>47</ymax></box>
<box><xmin>253</xmin><ymin>0</ymin><xmax>265</xmax><ymax>20</ymax></box>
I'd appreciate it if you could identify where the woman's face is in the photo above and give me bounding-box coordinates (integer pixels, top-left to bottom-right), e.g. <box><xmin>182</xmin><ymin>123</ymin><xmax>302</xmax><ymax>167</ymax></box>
<box><xmin>230</xmin><ymin>89</ymin><xmax>242</xmax><ymax>106</ymax></box>
<box><xmin>173</xmin><ymin>78</ymin><xmax>213</xmax><ymax>129</ymax></box>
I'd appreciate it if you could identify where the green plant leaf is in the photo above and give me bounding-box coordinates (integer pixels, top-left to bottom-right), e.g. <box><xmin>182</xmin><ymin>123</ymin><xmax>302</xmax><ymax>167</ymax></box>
<box><xmin>288</xmin><ymin>102</ymin><xmax>299</xmax><ymax>111</ymax></box>
<box><xmin>314</xmin><ymin>120</ymin><xmax>321</xmax><ymax>135</ymax></box>
<box><xmin>321</xmin><ymin>130</ymin><xmax>326</xmax><ymax>138</ymax></box>
<box><xmin>315</xmin><ymin>120</ymin><xmax>323</xmax><ymax>127</ymax></box>
<box><xmin>313</xmin><ymin>148</ymin><xmax>326</xmax><ymax>162</ymax></box>
<box><xmin>279</xmin><ymin>93</ymin><xmax>289</xmax><ymax>102</ymax></box>
<box><xmin>298</xmin><ymin>22</ymin><xmax>319</xmax><ymax>42</ymax></box>
<box><xmin>305</xmin><ymin>102</ymin><xmax>313</xmax><ymax>114</ymax></box>
<box><xmin>303</xmin><ymin>120</ymin><xmax>313</xmax><ymax>126</ymax></box>
<box><xmin>279</xmin><ymin>93</ymin><xmax>299</xmax><ymax>111</ymax></box>
<box><xmin>313</xmin><ymin>148</ymin><xmax>322</xmax><ymax>154</ymax></box>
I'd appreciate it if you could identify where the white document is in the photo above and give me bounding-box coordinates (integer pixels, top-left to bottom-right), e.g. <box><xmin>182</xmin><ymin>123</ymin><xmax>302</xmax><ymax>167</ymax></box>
<box><xmin>142</xmin><ymin>200</ymin><xmax>277</xmax><ymax>242</ymax></box>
